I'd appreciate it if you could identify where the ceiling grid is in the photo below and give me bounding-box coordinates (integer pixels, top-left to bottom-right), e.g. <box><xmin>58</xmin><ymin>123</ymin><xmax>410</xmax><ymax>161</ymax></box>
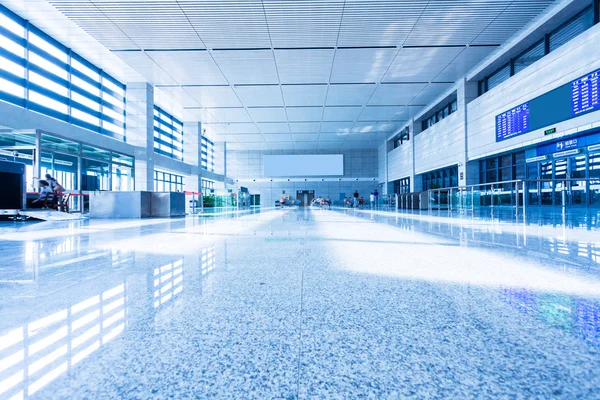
<box><xmin>14</xmin><ymin>0</ymin><xmax>558</xmax><ymax>150</ymax></box>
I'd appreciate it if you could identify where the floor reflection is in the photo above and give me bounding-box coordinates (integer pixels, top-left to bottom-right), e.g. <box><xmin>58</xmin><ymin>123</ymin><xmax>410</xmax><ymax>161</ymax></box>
<box><xmin>0</xmin><ymin>282</ymin><xmax>127</xmax><ymax>399</ymax></box>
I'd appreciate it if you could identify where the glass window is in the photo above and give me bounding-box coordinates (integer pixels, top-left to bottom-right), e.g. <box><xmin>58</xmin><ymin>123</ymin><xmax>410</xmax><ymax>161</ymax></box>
<box><xmin>82</xmin><ymin>144</ymin><xmax>111</xmax><ymax>162</ymax></box>
<box><xmin>0</xmin><ymin>4</ymin><xmax>126</xmax><ymax>140</ymax></box>
<box><xmin>29</xmin><ymin>51</ymin><xmax>68</xmax><ymax>79</ymax></box>
<box><xmin>0</xmin><ymin>55</ymin><xmax>24</xmax><ymax>77</ymax></box>
<box><xmin>72</xmin><ymin>75</ymin><xmax>100</xmax><ymax>97</ymax></box>
<box><xmin>549</xmin><ymin>7</ymin><xmax>593</xmax><ymax>52</ymax></box>
<box><xmin>0</xmin><ymin>12</ymin><xmax>24</xmax><ymax>37</ymax></box>
<box><xmin>28</xmin><ymin>90</ymin><xmax>68</xmax><ymax>114</ymax></box>
<box><xmin>29</xmin><ymin>31</ymin><xmax>67</xmax><ymax>62</ymax></box>
<box><xmin>487</xmin><ymin>63</ymin><xmax>511</xmax><ymax>91</ymax></box>
<box><xmin>112</xmin><ymin>164</ymin><xmax>133</xmax><ymax>191</ymax></box>
<box><xmin>112</xmin><ymin>152</ymin><xmax>134</xmax><ymax>167</ymax></box>
<box><xmin>0</xmin><ymin>34</ymin><xmax>25</xmax><ymax>57</ymax></box>
<box><xmin>41</xmin><ymin>134</ymin><xmax>79</xmax><ymax>154</ymax></box>
<box><xmin>29</xmin><ymin>70</ymin><xmax>68</xmax><ymax>97</ymax></box>
<box><xmin>72</xmin><ymin>91</ymin><xmax>101</xmax><ymax>112</ymax></box>
<box><xmin>154</xmin><ymin>106</ymin><xmax>183</xmax><ymax>161</ymax></box>
<box><xmin>103</xmin><ymin>78</ymin><xmax>124</xmax><ymax>97</ymax></box>
<box><xmin>72</xmin><ymin>108</ymin><xmax>100</xmax><ymax>127</ymax></box>
<box><xmin>72</xmin><ymin>57</ymin><xmax>100</xmax><ymax>82</ymax></box>
<box><xmin>514</xmin><ymin>40</ymin><xmax>545</xmax><ymax>74</ymax></box>
<box><xmin>82</xmin><ymin>158</ymin><xmax>109</xmax><ymax>191</ymax></box>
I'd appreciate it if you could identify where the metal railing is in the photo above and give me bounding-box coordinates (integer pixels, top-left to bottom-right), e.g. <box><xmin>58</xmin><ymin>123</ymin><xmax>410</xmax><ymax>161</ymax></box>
<box><xmin>426</xmin><ymin>178</ymin><xmax>600</xmax><ymax>215</ymax></box>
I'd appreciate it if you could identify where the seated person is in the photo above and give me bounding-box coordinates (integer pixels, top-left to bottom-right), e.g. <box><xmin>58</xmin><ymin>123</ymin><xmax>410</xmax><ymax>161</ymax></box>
<box><xmin>343</xmin><ymin>197</ymin><xmax>351</xmax><ymax>207</ymax></box>
<box><xmin>359</xmin><ymin>197</ymin><xmax>365</xmax><ymax>208</ymax></box>
<box><xmin>31</xmin><ymin>180</ymin><xmax>54</xmax><ymax>208</ymax></box>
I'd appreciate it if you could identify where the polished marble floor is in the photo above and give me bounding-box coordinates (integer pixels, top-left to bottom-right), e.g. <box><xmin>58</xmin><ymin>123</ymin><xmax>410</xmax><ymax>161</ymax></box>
<box><xmin>1</xmin><ymin>208</ymin><xmax>600</xmax><ymax>399</ymax></box>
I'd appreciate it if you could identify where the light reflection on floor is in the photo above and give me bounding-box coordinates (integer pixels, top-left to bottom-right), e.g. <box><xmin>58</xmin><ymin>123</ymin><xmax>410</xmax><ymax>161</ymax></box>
<box><xmin>1</xmin><ymin>208</ymin><xmax>600</xmax><ymax>398</ymax></box>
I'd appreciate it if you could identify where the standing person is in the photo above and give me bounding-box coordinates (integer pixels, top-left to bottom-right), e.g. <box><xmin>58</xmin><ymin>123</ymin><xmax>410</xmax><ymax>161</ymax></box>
<box><xmin>374</xmin><ymin>189</ymin><xmax>379</xmax><ymax>209</ymax></box>
<box><xmin>353</xmin><ymin>190</ymin><xmax>359</xmax><ymax>208</ymax></box>
<box><xmin>45</xmin><ymin>174</ymin><xmax>65</xmax><ymax>198</ymax></box>
<box><xmin>369</xmin><ymin>192</ymin><xmax>375</xmax><ymax>209</ymax></box>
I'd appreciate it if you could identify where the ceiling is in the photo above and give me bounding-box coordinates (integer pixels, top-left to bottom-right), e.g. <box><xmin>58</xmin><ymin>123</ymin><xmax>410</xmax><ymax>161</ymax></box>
<box><xmin>7</xmin><ymin>0</ymin><xmax>558</xmax><ymax>150</ymax></box>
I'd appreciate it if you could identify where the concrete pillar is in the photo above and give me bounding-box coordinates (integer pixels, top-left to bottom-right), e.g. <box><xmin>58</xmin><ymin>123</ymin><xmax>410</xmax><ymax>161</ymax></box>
<box><xmin>457</xmin><ymin>78</ymin><xmax>479</xmax><ymax>186</ymax></box>
<box><xmin>126</xmin><ymin>82</ymin><xmax>154</xmax><ymax>191</ymax></box>
<box><xmin>409</xmin><ymin>119</ymin><xmax>419</xmax><ymax>192</ymax></box>
<box><xmin>183</xmin><ymin>122</ymin><xmax>202</xmax><ymax>192</ymax></box>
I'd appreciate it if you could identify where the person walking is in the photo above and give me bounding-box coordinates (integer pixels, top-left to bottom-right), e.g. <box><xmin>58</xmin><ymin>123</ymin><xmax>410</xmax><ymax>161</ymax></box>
<box><xmin>374</xmin><ymin>189</ymin><xmax>379</xmax><ymax>209</ymax></box>
<box><xmin>353</xmin><ymin>190</ymin><xmax>359</xmax><ymax>208</ymax></box>
<box><xmin>369</xmin><ymin>192</ymin><xmax>375</xmax><ymax>209</ymax></box>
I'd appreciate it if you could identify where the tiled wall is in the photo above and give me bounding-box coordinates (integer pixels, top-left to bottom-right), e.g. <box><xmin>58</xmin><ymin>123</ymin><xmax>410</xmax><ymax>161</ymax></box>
<box><xmin>227</xmin><ymin>149</ymin><xmax>379</xmax><ymax>206</ymax></box>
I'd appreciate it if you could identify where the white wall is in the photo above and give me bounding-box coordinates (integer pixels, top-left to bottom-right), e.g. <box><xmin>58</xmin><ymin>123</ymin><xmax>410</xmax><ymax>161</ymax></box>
<box><xmin>467</xmin><ymin>23</ymin><xmax>600</xmax><ymax>160</ymax></box>
<box><xmin>227</xmin><ymin>149</ymin><xmax>379</xmax><ymax>206</ymax></box>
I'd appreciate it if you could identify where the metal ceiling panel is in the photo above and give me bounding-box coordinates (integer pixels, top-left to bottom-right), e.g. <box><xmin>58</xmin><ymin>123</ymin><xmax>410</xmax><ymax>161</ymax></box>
<box><xmin>115</xmin><ymin>52</ymin><xmax>177</xmax><ymax>85</ymax></box>
<box><xmin>264</xmin><ymin>1</ymin><xmax>344</xmax><ymax>48</ymax></box>
<box><xmin>178</xmin><ymin>0</ymin><xmax>271</xmax><ymax>49</ymax></box>
<box><xmin>281</xmin><ymin>85</ymin><xmax>328</xmax><ymax>106</ymax></box>
<box><xmin>290</xmin><ymin>122</ymin><xmax>321</xmax><ymax>133</ymax></box>
<box><xmin>247</xmin><ymin>107</ymin><xmax>287</xmax><ymax>122</ymax></box>
<box><xmin>357</xmin><ymin>106</ymin><xmax>406</xmax><ymax>122</ymax></box>
<box><xmin>383</xmin><ymin>47</ymin><xmax>464</xmax><ymax>83</ymax></box>
<box><xmin>294</xmin><ymin>142</ymin><xmax>319</xmax><ymax>150</ymax></box>
<box><xmin>433</xmin><ymin>46</ymin><xmax>496</xmax><ymax>82</ymax></box>
<box><xmin>322</xmin><ymin>106</ymin><xmax>363</xmax><ymax>121</ymax></box>
<box><xmin>330</xmin><ymin>48</ymin><xmax>398</xmax><ymax>84</ymax></box>
<box><xmin>292</xmin><ymin>134</ymin><xmax>320</xmax><ymax>141</ymax></box>
<box><xmin>326</xmin><ymin>84</ymin><xmax>377</xmax><ymax>106</ymax></box>
<box><xmin>224</xmin><ymin>123</ymin><xmax>260</xmax><ymax>134</ymax></box>
<box><xmin>233</xmin><ymin>134</ymin><xmax>264</xmax><ymax>142</ymax></box>
<box><xmin>391</xmin><ymin>105</ymin><xmax>423</xmax><ymax>121</ymax></box>
<box><xmin>184</xmin><ymin>86</ymin><xmax>242</xmax><ymax>108</ymax></box>
<box><xmin>147</xmin><ymin>51</ymin><xmax>227</xmax><ymax>86</ymax></box>
<box><xmin>320</xmin><ymin>121</ymin><xmax>353</xmax><ymax>133</ymax></box>
<box><xmin>233</xmin><ymin>86</ymin><xmax>284</xmax><ymax>107</ymax></box>
<box><xmin>256</xmin><ymin>122</ymin><xmax>290</xmax><ymax>133</ymax></box>
<box><xmin>337</xmin><ymin>0</ymin><xmax>426</xmax><ymax>47</ymax></box>
<box><xmin>345</xmin><ymin>132</ymin><xmax>376</xmax><ymax>141</ymax></box>
<box><xmin>205</xmin><ymin>107</ymin><xmax>252</xmax><ymax>123</ymax></box>
<box><xmin>285</xmin><ymin>107</ymin><xmax>324</xmax><ymax>122</ymax></box>
<box><xmin>274</xmin><ymin>49</ymin><xmax>335</xmax><ymax>84</ymax></box>
<box><xmin>155</xmin><ymin>87</ymin><xmax>200</xmax><ymax>109</ymax></box>
<box><xmin>404</xmin><ymin>0</ymin><xmax>511</xmax><ymax>46</ymax></box>
<box><xmin>408</xmin><ymin>83</ymin><xmax>454</xmax><ymax>106</ymax></box>
<box><xmin>212</xmin><ymin>50</ymin><xmax>279</xmax><ymax>84</ymax></box>
<box><xmin>318</xmin><ymin>134</ymin><xmax>346</xmax><ymax>142</ymax></box>
<box><xmin>368</xmin><ymin>83</ymin><xmax>427</xmax><ymax>106</ymax></box>
<box><xmin>263</xmin><ymin>133</ymin><xmax>293</xmax><ymax>142</ymax></box>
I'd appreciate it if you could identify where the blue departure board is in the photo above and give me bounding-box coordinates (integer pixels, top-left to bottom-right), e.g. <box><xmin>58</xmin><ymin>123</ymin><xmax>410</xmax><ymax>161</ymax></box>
<box><xmin>496</xmin><ymin>103</ymin><xmax>530</xmax><ymax>142</ymax></box>
<box><xmin>572</xmin><ymin>69</ymin><xmax>600</xmax><ymax>116</ymax></box>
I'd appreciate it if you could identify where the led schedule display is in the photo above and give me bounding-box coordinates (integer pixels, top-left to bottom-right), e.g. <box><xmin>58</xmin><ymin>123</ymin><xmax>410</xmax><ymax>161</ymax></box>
<box><xmin>572</xmin><ymin>69</ymin><xmax>600</xmax><ymax>116</ymax></box>
<box><xmin>495</xmin><ymin>67</ymin><xmax>600</xmax><ymax>143</ymax></box>
<box><xmin>496</xmin><ymin>103</ymin><xmax>530</xmax><ymax>142</ymax></box>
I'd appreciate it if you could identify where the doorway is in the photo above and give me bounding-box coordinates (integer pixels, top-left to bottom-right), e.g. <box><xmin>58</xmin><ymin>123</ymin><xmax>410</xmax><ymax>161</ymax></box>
<box><xmin>296</xmin><ymin>190</ymin><xmax>314</xmax><ymax>207</ymax></box>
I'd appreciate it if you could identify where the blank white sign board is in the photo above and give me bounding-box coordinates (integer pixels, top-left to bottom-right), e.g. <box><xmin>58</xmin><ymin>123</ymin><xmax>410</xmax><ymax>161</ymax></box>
<box><xmin>264</xmin><ymin>154</ymin><xmax>344</xmax><ymax>177</ymax></box>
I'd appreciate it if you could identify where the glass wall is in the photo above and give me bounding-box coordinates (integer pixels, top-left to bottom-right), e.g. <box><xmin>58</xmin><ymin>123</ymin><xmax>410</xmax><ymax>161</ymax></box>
<box><xmin>421</xmin><ymin>166</ymin><xmax>458</xmax><ymax>190</ymax></box>
<box><xmin>479</xmin><ymin>3</ymin><xmax>596</xmax><ymax>94</ymax></box>
<box><xmin>0</xmin><ymin>5</ymin><xmax>126</xmax><ymax>140</ymax></box>
<box><xmin>153</xmin><ymin>106</ymin><xmax>183</xmax><ymax>161</ymax></box>
<box><xmin>393</xmin><ymin>177</ymin><xmax>410</xmax><ymax>194</ymax></box>
<box><xmin>154</xmin><ymin>171</ymin><xmax>184</xmax><ymax>192</ymax></box>
<box><xmin>201</xmin><ymin>178</ymin><xmax>215</xmax><ymax>194</ymax></box>
<box><xmin>201</xmin><ymin>137</ymin><xmax>215</xmax><ymax>172</ymax></box>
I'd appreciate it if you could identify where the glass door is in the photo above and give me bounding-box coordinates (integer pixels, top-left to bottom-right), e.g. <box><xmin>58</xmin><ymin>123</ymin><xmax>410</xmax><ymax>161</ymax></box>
<box><xmin>540</xmin><ymin>161</ymin><xmax>553</xmax><ymax>205</ymax></box>
<box><xmin>570</xmin><ymin>155</ymin><xmax>587</xmax><ymax>206</ymax></box>
<box><xmin>554</xmin><ymin>158</ymin><xmax>568</xmax><ymax>206</ymax></box>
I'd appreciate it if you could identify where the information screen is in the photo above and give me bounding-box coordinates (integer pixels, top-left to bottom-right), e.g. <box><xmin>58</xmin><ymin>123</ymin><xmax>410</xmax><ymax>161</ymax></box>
<box><xmin>572</xmin><ymin>70</ymin><xmax>600</xmax><ymax>116</ymax></box>
<box><xmin>496</xmin><ymin>103</ymin><xmax>530</xmax><ymax>141</ymax></box>
<box><xmin>264</xmin><ymin>154</ymin><xmax>344</xmax><ymax>177</ymax></box>
<box><xmin>495</xmin><ymin>67</ymin><xmax>600</xmax><ymax>142</ymax></box>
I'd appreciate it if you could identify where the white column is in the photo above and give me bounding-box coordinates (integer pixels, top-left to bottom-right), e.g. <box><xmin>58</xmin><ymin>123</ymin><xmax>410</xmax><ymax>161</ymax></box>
<box><xmin>126</xmin><ymin>82</ymin><xmax>154</xmax><ymax>191</ymax></box>
<box><xmin>457</xmin><ymin>78</ymin><xmax>479</xmax><ymax>186</ymax></box>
